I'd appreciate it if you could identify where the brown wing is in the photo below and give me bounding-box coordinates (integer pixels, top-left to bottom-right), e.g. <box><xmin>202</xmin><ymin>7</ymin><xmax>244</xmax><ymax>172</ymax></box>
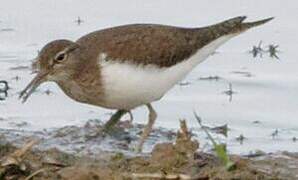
<box><xmin>76</xmin><ymin>24</ymin><xmax>202</xmax><ymax>67</ymax></box>
<box><xmin>76</xmin><ymin>16</ymin><xmax>272</xmax><ymax>68</ymax></box>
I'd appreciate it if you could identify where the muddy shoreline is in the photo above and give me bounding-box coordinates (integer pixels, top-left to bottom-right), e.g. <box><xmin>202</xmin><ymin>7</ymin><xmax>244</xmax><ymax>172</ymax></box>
<box><xmin>1</xmin><ymin>120</ymin><xmax>297</xmax><ymax>180</ymax></box>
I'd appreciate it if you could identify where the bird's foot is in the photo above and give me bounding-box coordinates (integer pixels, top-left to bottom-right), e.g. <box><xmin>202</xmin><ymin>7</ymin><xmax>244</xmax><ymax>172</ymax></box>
<box><xmin>84</xmin><ymin>127</ymin><xmax>107</xmax><ymax>140</ymax></box>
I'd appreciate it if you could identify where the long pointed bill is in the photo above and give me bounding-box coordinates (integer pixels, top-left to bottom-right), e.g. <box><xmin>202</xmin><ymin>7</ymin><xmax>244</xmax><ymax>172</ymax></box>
<box><xmin>19</xmin><ymin>72</ymin><xmax>48</xmax><ymax>103</ymax></box>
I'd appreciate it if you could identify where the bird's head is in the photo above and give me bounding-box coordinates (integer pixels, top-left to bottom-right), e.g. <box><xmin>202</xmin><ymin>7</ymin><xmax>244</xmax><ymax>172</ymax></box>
<box><xmin>20</xmin><ymin>39</ymin><xmax>81</xmax><ymax>103</ymax></box>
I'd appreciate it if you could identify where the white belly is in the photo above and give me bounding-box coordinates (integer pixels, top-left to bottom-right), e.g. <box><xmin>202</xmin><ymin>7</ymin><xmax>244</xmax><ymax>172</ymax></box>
<box><xmin>99</xmin><ymin>34</ymin><xmax>236</xmax><ymax>110</ymax></box>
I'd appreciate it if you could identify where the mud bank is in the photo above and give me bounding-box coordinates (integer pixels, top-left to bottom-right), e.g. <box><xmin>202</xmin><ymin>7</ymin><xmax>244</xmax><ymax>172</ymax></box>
<box><xmin>0</xmin><ymin>120</ymin><xmax>297</xmax><ymax>180</ymax></box>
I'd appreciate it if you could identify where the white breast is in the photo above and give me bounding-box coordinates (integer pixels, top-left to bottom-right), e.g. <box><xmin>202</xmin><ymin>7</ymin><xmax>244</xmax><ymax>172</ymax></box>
<box><xmin>99</xmin><ymin>34</ymin><xmax>236</xmax><ymax>110</ymax></box>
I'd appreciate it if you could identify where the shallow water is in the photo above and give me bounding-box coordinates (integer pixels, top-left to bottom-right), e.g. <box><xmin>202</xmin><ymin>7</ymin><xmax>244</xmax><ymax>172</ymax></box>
<box><xmin>0</xmin><ymin>0</ymin><xmax>297</xmax><ymax>155</ymax></box>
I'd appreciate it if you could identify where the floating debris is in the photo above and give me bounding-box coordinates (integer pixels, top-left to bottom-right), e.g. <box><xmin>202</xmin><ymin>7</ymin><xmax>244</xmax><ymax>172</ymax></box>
<box><xmin>231</xmin><ymin>71</ymin><xmax>253</xmax><ymax>77</ymax></box>
<box><xmin>198</xmin><ymin>75</ymin><xmax>221</xmax><ymax>81</ymax></box>
<box><xmin>271</xmin><ymin>129</ymin><xmax>279</xmax><ymax>139</ymax></box>
<box><xmin>0</xmin><ymin>80</ymin><xmax>9</xmax><ymax>101</ymax></box>
<box><xmin>0</xmin><ymin>28</ymin><xmax>14</xmax><ymax>32</ymax></box>
<box><xmin>178</xmin><ymin>81</ymin><xmax>191</xmax><ymax>86</ymax></box>
<box><xmin>26</xmin><ymin>43</ymin><xmax>38</xmax><ymax>47</ymax></box>
<box><xmin>236</xmin><ymin>134</ymin><xmax>245</xmax><ymax>145</ymax></box>
<box><xmin>197</xmin><ymin>123</ymin><xmax>228</xmax><ymax>137</ymax></box>
<box><xmin>267</xmin><ymin>44</ymin><xmax>280</xmax><ymax>59</ymax></box>
<box><xmin>249</xmin><ymin>41</ymin><xmax>281</xmax><ymax>60</ymax></box>
<box><xmin>244</xmin><ymin>150</ymin><xmax>266</xmax><ymax>158</ymax></box>
<box><xmin>252</xmin><ymin>120</ymin><xmax>261</xmax><ymax>124</ymax></box>
<box><xmin>223</xmin><ymin>83</ymin><xmax>236</xmax><ymax>102</ymax></box>
<box><xmin>12</xmin><ymin>76</ymin><xmax>20</xmax><ymax>81</ymax></box>
<box><xmin>44</xmin><ymin>89</ymin><xmax>53</xmax><ymax>95</ymax></box>
<box><xmin>75</xmin><ymin>16</ymin><xmax>83</xmax><ymax>25</ymax></box>
<box><xmin>223</xmin><ymin>83</ymin><xmax>236</xmax><ymax>96</ymax></box>
<box><xmin>249</xmin><ymin>41</ymin><xmax>265</xmax><ymax>58</ymax></box>
<box><xmin>9</xmin><ymin>122</ymin><xmax>29</xmax><ymax>128</ymax></box>
<box><xmin>9</xmin><ymin>65</ymin><xmax>30</xmax><ymax>71</ymax></box>
<box><xmin>210</xmin><ymin>124</ymin><xmax>229</xmax><ymax>137</ymax></box>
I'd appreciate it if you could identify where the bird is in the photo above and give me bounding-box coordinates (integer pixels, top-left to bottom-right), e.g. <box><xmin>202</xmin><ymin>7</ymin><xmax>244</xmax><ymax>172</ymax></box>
<box><xmin>19</xmin><ymin>16</ymin><xmax>273</xmax><ymax>152</ymax></box>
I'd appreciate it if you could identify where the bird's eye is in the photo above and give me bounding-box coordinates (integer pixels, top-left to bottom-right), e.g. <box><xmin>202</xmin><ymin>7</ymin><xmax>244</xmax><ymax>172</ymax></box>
<box><xmin>54</xmin><ymin>53</ymin><xmax>66</xmax><ymax>62</ymax></box>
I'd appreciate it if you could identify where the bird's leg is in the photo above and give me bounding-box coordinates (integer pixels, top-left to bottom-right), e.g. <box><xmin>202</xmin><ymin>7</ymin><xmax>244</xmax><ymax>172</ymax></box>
<box><xmin>137</xmin><ymin>103</ymin><xmax>157</xmax><ymax>152</ymax></box>
<box><xmin>104</xmin><ymin>109</ymin><xmax>128</xmax><ymax>132</ymax></box>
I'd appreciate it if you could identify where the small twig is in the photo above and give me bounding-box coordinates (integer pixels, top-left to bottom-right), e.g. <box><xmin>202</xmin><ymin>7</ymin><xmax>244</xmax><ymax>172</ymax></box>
<box><xmin>1</xmin><ymin>139</ymin><xmax>39</xmax><ymax>167</ymax></box>
<box><xmin>13</xmin><ymin>139</ymin><xmax>39</xmax><ymax>158</ymax></box>
<box><xmin>42</xmin><ymin>161</ymin><xmax>68</xmax><ymax>168</ymax></box>
<box><xmin>129</xmin><ymin>173</ymin><xmax>192</xmax><ymax>179</ymax></box>
<box><xmin>194</xmin><ymin>112</ymin><xmax>217</xmax><ymax>146</ymax></box>
<box><xmin>194</xmin><ymin>112</ymin><xmax>235</xmax><ymax>171</ymax></box>
<box><xmin>25</xmin><ymin>168</ymin><xmax>45</xmax><ymax>180</ymax></box>
<box><xmin>179</xmin><ymin>119</ymin><xmax>190</xmax><ymax>140</ymax></box>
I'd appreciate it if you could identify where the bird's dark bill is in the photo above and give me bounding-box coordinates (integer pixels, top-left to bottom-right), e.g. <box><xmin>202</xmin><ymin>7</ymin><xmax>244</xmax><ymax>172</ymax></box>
<box><xmin>19</xmin><ymin>72</ymin><xmax>48</xmax><ymax>103</ymax></box>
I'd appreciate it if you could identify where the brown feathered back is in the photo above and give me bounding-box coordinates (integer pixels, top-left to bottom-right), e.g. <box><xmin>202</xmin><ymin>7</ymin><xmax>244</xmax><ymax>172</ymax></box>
<box><xmin>76</xmin><ymin>16</ymin><xmax>273</xmax><ymax>68</ymax></box>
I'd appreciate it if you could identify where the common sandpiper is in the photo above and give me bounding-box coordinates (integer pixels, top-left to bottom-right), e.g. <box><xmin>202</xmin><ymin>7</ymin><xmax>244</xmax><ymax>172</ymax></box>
<box><xmin>19</xmin><ymin>16</ymin><xmax>273</xmax><ymax>152</ymax></box>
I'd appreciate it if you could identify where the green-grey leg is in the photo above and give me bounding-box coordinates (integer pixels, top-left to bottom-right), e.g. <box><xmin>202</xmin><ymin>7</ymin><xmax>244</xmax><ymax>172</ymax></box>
<box><xmin>137</xmin><ymin>103</ymin><xmax>157</xmax><ymax>152</ymax></box>
<box><xmin>103</xmin><ymin>109</ymin><xmax>128</xmax><ymax>132</ymax></box>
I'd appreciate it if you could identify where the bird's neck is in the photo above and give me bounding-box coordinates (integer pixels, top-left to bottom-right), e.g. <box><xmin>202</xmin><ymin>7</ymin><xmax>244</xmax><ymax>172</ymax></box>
<box><xmin>55</xmin><ymin>62</ymin><xmax>104</xmax><ymax>104</ymax></box>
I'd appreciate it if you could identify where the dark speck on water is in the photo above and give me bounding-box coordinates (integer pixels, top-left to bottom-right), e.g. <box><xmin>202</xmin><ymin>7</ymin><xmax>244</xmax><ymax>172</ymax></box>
<box><xmin>178</xmin><ymin>81</ymin><xmax>191</xmax><ymax>86</ymax></box>
<box><xmin>44</xmin><ymin>89</ymin><xmax>53</xmax><ymax>95</ymax></box>
<box><xmin>249</xmin><ymin>41</ymin><xmax>265</xmax><ymax>58</ymax></box>
<box><xmin>12</xmin><ymin>76</ymin><xmax>20</xmax><ymax>81</ymax></box>
<box><xmin>252</xmin><ymin>120</ymin><xmax>261</xmax><ymax>124</ymax></box>
<box><xmin>231</xmin><ymin>71</ymin><xmax>253</xmax><ymax>77</ymax></box>
<box><xmin>236</xmin><ymin>134</ymin><xmax>245</xmax><ymax>145</ymax></box>
<box><xmin>198</xmin><ymin>75</ymin><xmax>221</xmax><ymax>81</ymax></box>
<box><xmin>271</xmin><ymin>129</ymin><xmax>279</xmax><ymax>139</ymax></box>
<box><xmin>210</xmin><ymin>124</ymin><xmax>228</xmax><ymax>137</ymax></box>
<box><xmin>75</xmin><ymin>16</ymin><xmax>83</xmax><ymax>25</ymax></box>
<box><xmin>223</xmin><ymin>83</ymin><xmax>236</xmax><ymax>102</ymax></box>
<box><xmin>267</xmin><ymin>44</ymin><xmax>280</xmax><ymax>59</ymax></box>
<box><xmin>9</xmin><ymin>65</ymin><xmax>30</xmax><ymax>71</ymax></box>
